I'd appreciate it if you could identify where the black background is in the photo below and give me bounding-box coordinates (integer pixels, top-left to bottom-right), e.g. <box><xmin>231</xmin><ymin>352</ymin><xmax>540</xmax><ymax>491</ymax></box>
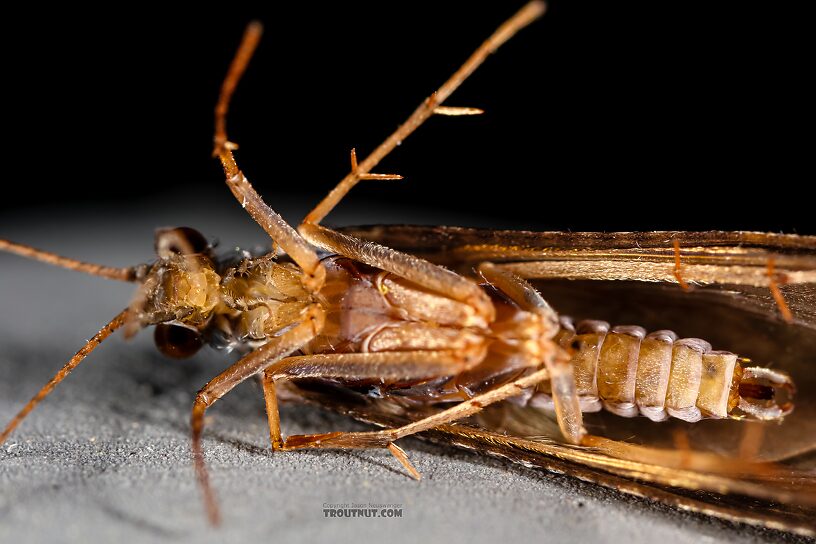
<box><xmin>2</xmin><ymin>2</ymin><xmax>811</xmax><ymax>233</ymax></box>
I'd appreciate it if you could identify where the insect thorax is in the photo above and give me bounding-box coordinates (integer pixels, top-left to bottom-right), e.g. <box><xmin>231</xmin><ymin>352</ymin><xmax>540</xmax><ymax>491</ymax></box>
<box><xmin>300</xmin><ymin>257</ymin><xmax>554</xmax><ymax>395</ymax></box>
<box><xmin>138</xmin><ymin>250</ymin><xmax>556</xmax><ymax>398</ymax></box>
<box><xmin>215</xmin><ymin>257</ymin><xmax>313</xmax><ymax>345</ymax></box>
<box><xmin>132</xmin><ymin>251</ymin><xmax>313</xmax><ymax>351</ymax></box>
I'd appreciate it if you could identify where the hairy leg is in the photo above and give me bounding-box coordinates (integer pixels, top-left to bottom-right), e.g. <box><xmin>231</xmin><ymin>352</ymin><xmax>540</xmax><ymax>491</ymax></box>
<box><xmin>299</xmin><ymin>223</ymin><xmax>494</xmax><ymax>324</ymax></box>
<box><xmin>211</xmin><ymin>22</ymin><xmax>325</xmax><ymax>293</ymax></box>
<box><xmin>281</xmin><ymin>368</ymin><xmax>550</xmax><ymax>450</ymax></box>
<box><xmin>192</xmin><ymin>304</ymin><xmax>324</xmax><ymax>525</ymax></box>
<box><xmin>302</xmin><ymin>2</ymin><xmax>547</xmax><ymax>225</ymax></box>
<box><xmin>478</xmin><ymin>262</ymin><xmax>586</xmax><ymax>445</ymax></box>
<box><xmin>260</xmin><ymin>349</ymin><xmax>481</xmax><ymax>476</ymax></box>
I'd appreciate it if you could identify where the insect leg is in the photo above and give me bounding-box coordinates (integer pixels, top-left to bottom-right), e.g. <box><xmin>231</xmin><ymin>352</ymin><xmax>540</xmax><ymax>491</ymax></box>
<box><xmin>299</xmin><ymin>223</ymin><xmax>494</xmax><ymax>323</ymax></box>
<box><xmin>672</xmin><ymin>239</ymin><xmax>690</xmax><ymax>290</ymax></box>
<box><xmin>477</xmin><ymin>262</ymin><xmax>587</xmax><ymax>445</ymax></box>
<box><xmin>191</xmin><ymin>304</ymin><xmax>324</xmax><ymax>525</ymax></box>
<box><xmin>213</xmin><ymin>22</ymin><xmax>262</xmax><ymax>157</ymax></box>
<box><xmin>281</xmin><ymin>367</ymin><xmax>550</xmax><ymax>451</ymax></box>
<box><xmin>302</xmin><ymin>2</ymin><xmax>547</xmax><ymax>225</ymax></box>
<box><xmin>672</xmin><ymin>241</ymin><xmax>793</xmax><ymax>321</ymax></box>
<box><xmin>211</xmin><ymin>22</ymin><xmax>325</xmax><ymax>293</ymax></box>
<box><xmin>386</xmin><ymin>442</ymin><xmax>422</xmax><ymax>480</ymax></box>
<box><xmin>766</xmin><ymin>257</ymin><xmax>793</xmax><ymax>322</ymax></box>
<box><xmin>675</xmin><ymin>240</ymin><xmax>794</xmax><ymax>322</ymax></box>
<box><xmin>218</xmin><ymin>151</ymin><xmax>327</xmax><ymax>293</ymax></box>
<box><xmin>260</xmin><ymin>350</ymin><xmax>482</xmax><ymax>451</ymax></box>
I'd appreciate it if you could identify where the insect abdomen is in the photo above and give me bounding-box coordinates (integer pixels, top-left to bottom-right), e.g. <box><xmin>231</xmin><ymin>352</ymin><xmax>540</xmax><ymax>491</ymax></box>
<box><xmin>549</xmin><ymin>319</ymin><xmax>741</xmax><ymax>422</ymax></box>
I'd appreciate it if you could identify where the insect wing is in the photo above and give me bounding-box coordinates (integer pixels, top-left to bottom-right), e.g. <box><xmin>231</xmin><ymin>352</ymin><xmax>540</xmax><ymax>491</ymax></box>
<box><xmin>284</xmin><ymin>377</ymin><xmax>816</xmax><ymax>537</ymax></box>
<box><xmin>327</xmin><ymin>226</ymin><xmax>816</xmax><ymax>534</ymax></box>
<box><xmin>337</xmin><ymin>227</ymin><xmax>816</xmax><ymax>304</ymax></box>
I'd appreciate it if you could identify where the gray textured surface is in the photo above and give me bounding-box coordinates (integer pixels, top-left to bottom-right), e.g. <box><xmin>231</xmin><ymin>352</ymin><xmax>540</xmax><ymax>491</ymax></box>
<box><xmin>0</xmin><ymin>196</ymin><xmax>808</xmax><ymax>543</ymax></box>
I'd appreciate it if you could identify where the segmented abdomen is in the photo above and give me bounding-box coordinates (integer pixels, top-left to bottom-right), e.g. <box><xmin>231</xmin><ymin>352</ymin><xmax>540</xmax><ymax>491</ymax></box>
<box><xmin>541</xmin><ymin>318</ymin><xmax>742</xmax><ymax>422</ymax></box>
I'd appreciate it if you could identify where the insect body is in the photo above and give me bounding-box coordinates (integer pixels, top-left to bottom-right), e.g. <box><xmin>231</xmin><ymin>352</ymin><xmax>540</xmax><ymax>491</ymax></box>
<box><xmin>1</xmin><ymin>1</ymin><xmax>814</xmax><ymax>534</ymax></box>
<box><xmin>541</xmin><ymin>319</ymin><xmax>794</xmax><ymax>422</ymax></box>
<box><xmin>133</xmin><ymin>234</ymin><xmax>555</xmax><ymax>412</ymax></box>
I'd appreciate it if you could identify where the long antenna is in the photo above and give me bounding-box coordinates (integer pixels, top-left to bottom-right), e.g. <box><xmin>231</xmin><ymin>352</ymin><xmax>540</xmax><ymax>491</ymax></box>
<box><xmin>0</xmin><ymin>239</ymin><xmax>140</xmax><ymax>282</ymax></box>
<box><xmin>0</xmin><ymin>309</ymin><xmax>129</xmax><ymax>445</ymax></box>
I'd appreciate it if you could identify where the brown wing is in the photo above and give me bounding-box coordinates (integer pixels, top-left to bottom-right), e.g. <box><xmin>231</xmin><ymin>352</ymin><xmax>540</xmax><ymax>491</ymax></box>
<box><xmin>339</xmin><ymin>226</ymin><xmax>816</xmax><ymax>327</ymax></box>
<box><xmin>285</xmin><ymin>379</ymin><xmax>815</xmax><ymax>537</ymax></box>
<box><xmin>322</xmin><ymin>226</ymin><xmax>816</xmax><ymax>534</ymax></box>
<box><xmin>338</xmin><ymin>226</ymin><xmax>816</xmax><ymax>457</ymax></box>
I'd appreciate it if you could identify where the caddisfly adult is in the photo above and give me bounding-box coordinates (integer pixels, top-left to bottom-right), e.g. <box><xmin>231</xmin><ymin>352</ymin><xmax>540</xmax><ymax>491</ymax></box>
<box><xmin>1</xmin><ymin>1</ymin><xmax>814</xmax><ymax>536</ymax></box>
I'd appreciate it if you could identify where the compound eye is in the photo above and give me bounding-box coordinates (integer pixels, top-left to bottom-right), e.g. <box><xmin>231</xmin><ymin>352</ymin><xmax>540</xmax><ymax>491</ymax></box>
<box><xmin>155</xmin><ymin>227</ymin><xmax>209</xmax><ymax>258</ymax></box>
<box><xmin>154</xmin><ymin>324</ymin><xmax>204</xmax><ymax>359</ymax></box>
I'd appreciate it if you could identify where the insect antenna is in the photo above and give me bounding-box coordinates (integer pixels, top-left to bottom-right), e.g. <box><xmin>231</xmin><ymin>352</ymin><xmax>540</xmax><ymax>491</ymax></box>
<box><xmin>0</xmin><ymin>309</ymin><xmax>129</xmax><ymax>445</ymax></box>
<box><xmin>0</xmin><ymin>239</ymin><xmax>141</xmax><ymax>282</ymax></box>
<box><xmin>213</xmin><ymin>20</ymin><xmax>263</xmax><ymax>157</ymax></box>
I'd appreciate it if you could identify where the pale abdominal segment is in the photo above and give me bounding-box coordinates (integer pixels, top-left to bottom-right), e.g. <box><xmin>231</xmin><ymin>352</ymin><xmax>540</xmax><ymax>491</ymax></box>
<box><xmin>533</xmin><ymin>317</ymin><xmax>794</xmax><ymax>422</ymax></box>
